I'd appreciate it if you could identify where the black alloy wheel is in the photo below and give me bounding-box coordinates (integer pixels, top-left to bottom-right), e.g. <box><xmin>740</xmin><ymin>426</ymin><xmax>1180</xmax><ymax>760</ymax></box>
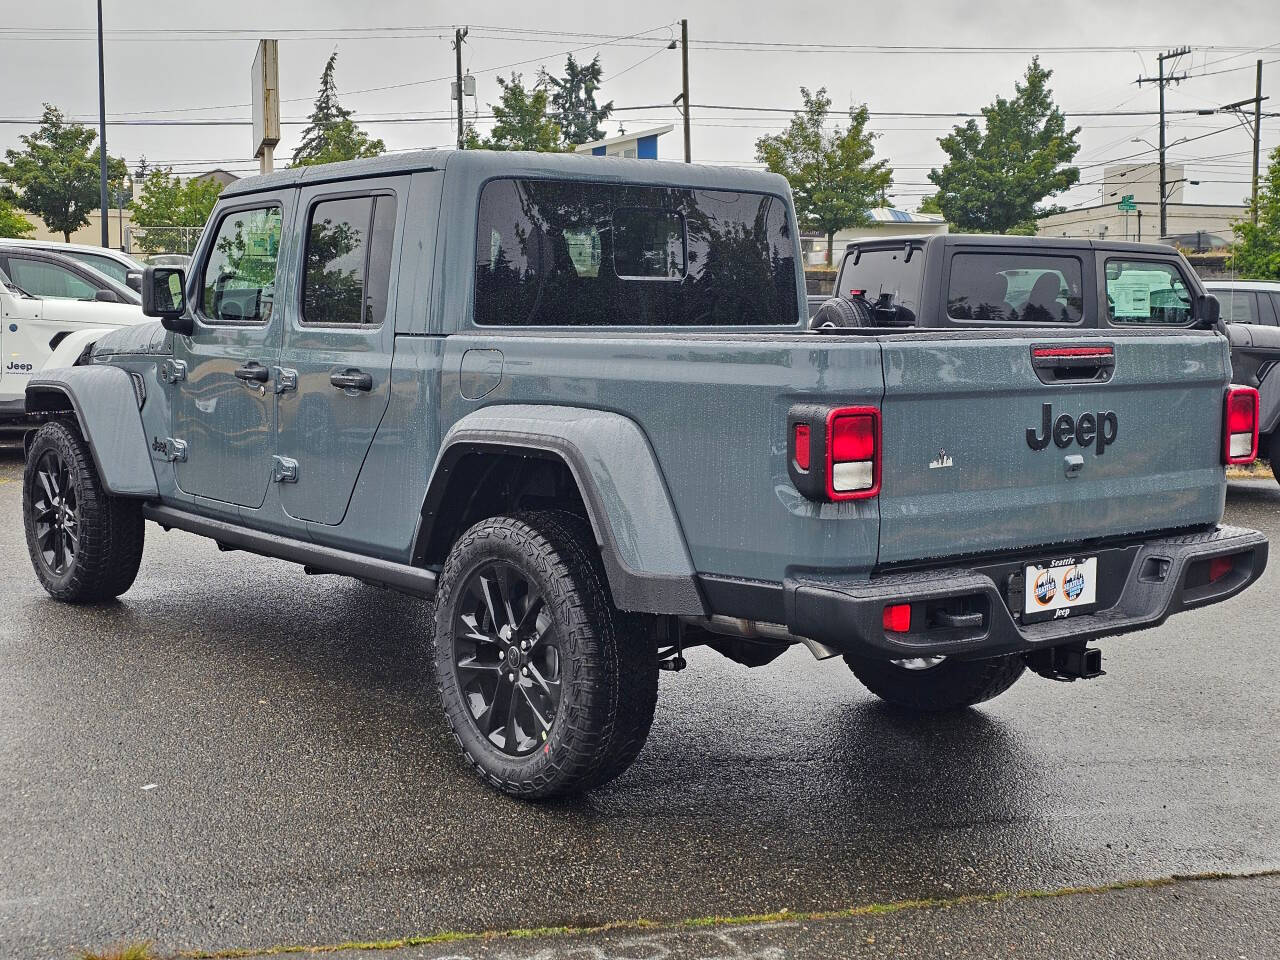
<box><xmin>29</xmin><ymin>448</ymin><xmax>80</xmax><ymax>576</ymax></box>
<box><xmin>452</xmin><ymin>561</ymin><xmax>563</xmax><ymax>756</ymax></box>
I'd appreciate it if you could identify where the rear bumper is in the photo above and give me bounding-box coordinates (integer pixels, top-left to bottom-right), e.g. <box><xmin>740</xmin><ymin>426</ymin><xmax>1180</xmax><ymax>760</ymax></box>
<box><xmin>783</xmin><ymin>525</ymin><xmax>1268</xmax><ymax>660</ymax></box>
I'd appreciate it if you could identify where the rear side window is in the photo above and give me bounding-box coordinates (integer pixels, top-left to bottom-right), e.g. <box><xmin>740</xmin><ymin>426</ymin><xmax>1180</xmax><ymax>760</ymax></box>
<box><xmin>302</xmin><ymin>194</ymin><xmax>397</xmax><ymax>326</ymax></box>
<box><xmin>1105</xmin><ymin>260</ymin><xmax>1192</xmax><ymax>325</ymax></box>
<box><xmin>474</xmin><ymin>178</ymin><xmax>798</xmax><ymax>327</ymax></box>
<box><xmin>201</xmin><ymin>205</ymin><xmax>283</xmax><ymax>324</ymax></box>
<box><xmin>65</xmin><ymin>251</ymin><xmax>128</xmax><ymax>285</ymax></box>
<box><xmin>1217</xmin><ymin>290</ymin><xmax>1260</xmax><ymax>324</ymax></box>
<box><xmin>947</xmin><ymin>253</ymin><xmax>1084</xmax><ymax>324</ymax></box>
<box><xmin>836</xmin><ymin>246</ymin><xmax>924</xmax><ymax>314</ymax></box>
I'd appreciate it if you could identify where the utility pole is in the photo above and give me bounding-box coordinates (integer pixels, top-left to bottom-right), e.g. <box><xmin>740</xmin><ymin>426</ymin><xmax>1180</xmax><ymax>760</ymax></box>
<box><xmin>1210</xmin><ymin>63</ymin><xmax>1268</xmax><ymax>225</ymax></box>
<box><xmin>96</xmin><ymin>0</ymin><xmax>109</xmax><ymax>247</ymax></box>
<box><xmin>1137</xmin><ymin>47</ymin><xmax>1190</xmax><ymax>239</ymax></box>
<box><xmin>680</xmin><ymin>19</ymin><xmax>690</xmax><ymax>163</ymax></box>
<box><xmin>1253</xmin><ymin>59</ymin><xmax>1263</xmax><ymax>223</ymax></box>
<box><xmin>454</xmin><ymin>27</ymin><xmax>468</xmax><ymax>150</ymax></box>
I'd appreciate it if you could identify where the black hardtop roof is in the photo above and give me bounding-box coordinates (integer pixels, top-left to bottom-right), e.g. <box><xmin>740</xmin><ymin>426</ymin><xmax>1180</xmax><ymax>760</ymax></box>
<box><xmin>221</xmin><ymin>148</ymin><xmax>791</xmax><ymax>198</ymax></box>
<box><xmin>842</xmin><ymin>233</ymin><xmax>1185</xmax><ymax>257</ymax></box>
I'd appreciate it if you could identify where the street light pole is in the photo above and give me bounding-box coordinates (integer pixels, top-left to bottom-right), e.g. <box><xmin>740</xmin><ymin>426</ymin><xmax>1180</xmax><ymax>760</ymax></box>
<box><xmin>96</xmin><ymin>0</ymin><xmax>109</xmax><ymax>247</ymax></box>
<box><xmin>1137</xmin><ymin>47</ymin><xmax>1190</xmax><ymax>239</ymax></box>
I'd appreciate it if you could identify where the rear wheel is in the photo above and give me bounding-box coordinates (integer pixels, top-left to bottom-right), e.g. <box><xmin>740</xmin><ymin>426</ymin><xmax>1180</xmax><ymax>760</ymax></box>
<box><xmin>845</xmin><ymin>652</ymin><xmax>1025</xmax><ymax>712</ymax></box>
<box><xmin>22</xmin><ymin>420</ymin><xmax>144</xmax><ymax>603</ymax></box>
<box><xmin>1267</xmin><ymin>433</ymin><xmax>1280</xmax><ymax>485</ymax></box>
<box><xmin>431</xmin><ymin>511</ymin><xmax>658</xmax><ymax>798</ymax></box>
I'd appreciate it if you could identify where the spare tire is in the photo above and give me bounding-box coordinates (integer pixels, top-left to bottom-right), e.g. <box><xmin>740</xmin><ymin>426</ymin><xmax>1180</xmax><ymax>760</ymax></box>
<box><xmin>810</xmin><ymin>296</ymin><xmax>875</xmax><ymax>329</ymax></box>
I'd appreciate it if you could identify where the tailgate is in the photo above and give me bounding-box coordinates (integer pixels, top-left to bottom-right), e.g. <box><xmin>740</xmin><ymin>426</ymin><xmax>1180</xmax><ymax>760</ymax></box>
<box><xmin>877</xmin><ymin>331</ymin><xmax>1229</xmax><ymax>565</ymax></box>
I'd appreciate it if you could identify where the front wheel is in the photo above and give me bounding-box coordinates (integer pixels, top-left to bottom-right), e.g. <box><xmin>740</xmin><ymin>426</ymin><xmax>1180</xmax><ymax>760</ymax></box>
<box><xmin>22</xmin><ymin>420</ymin><xmax>144</xmax><ymax>603</ymax></box>
<box><xmin>845</xmin><ymin>652</ymin><xmax>1025</xmax><ymax>713</ymax></box>
<box><xmin>431</xmin><ymin>511</ymin><xmax>658</xmax><ymax>799</ymax></box>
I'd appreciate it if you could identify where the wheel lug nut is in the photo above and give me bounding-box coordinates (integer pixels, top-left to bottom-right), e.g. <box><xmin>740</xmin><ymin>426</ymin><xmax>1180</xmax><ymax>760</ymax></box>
<box><xmin>521</xmin><ymin>667</ymin><xmax>529</xmax><ymax>677</ymax></box>
<box><xmin>520</xmin><ymin>641</ymin><xmax>529</xmax><ymax>651</ymax></box>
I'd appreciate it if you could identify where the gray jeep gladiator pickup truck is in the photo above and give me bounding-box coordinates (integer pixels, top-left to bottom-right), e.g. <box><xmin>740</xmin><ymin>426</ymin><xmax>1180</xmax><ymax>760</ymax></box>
<box><xmin>19</xmin><ymin>151</ymin><xmax>1268</xmax><ymax>798</ymax></box>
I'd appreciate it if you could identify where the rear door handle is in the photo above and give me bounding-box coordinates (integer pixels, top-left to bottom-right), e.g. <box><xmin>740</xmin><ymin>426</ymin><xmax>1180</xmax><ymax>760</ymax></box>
<box><xmin>330</xmin><ymin>368</ymin><xmax>373</xmax><ymax>392</ymax></box>
<box><xmin>233</xmin><ymin>361</ymin><xmax>269</xmax><ymax>382</ymax></box>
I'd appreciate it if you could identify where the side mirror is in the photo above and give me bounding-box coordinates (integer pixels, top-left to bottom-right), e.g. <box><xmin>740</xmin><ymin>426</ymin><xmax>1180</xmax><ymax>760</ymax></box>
<box><xmin>93</xmin><ymin>289</ymin><xmax>119</xmax><ymax>303</ymax></box>
<box><xmin>1198</xmin><ymin>293</ymin><xmax>1221</xmax><ymax>326</ymax></box>
<box><xmin>142</xmin><ymin>265</ymin><xmax>193</xmax><ymax>335</ymax></box>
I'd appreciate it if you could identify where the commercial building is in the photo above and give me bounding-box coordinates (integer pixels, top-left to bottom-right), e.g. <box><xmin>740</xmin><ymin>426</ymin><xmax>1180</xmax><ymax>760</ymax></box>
<box><xmin>1036</xmin><ymin>163</ymin><xmax>1246</xmax><ymax>250</ymax></box>
<box><xmin>573</xmin><ymin>125</ymin><xmax>675</xmax><ymax>160</ymax></box>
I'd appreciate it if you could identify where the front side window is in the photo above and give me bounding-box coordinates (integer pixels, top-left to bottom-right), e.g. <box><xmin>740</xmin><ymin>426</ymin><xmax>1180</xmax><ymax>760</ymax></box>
<box><xmin>1105</xmin><ymin>260</ymin><xmax>1192</xmax><ymax>325</ymax></box>
<box><xmin>474</xmin><ymin>178</ymin><xmax>798</xmax><ymax>327</ymax></box>
<box><xmin>6</xmin><ymin>257</ymin><xmax>98</xmax><ymax>300</ymax></box>
<box><xmin>302</xmin><ymin>194</ymin><xmax>397</xmax><ymax>326</ymax></box>
<box><xmin>201</xmin><ymin>205</ymin><xmax>283</xmax><ymax>324</ymax></box>
<box><xmin>947</xmin><ymin>253</ymin><xmax>1084</xmax><ymax>324</ymax></box>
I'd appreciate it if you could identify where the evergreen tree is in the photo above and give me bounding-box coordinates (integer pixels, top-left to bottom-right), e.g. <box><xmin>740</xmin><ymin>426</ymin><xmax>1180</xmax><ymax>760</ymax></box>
<box><xmin>540</xmin><ymin>55</ymin><xmax>613</xmax><ymax>145</ymax></box>
<box><xmin>928</xmin><ymin>58</ymin><xmax>1081</xmax><ymax>234</ymax></box>
<box><xmin>292</xmin><ymin>53</ymin><xmax>386</xmax><ymax>167</ymax></box>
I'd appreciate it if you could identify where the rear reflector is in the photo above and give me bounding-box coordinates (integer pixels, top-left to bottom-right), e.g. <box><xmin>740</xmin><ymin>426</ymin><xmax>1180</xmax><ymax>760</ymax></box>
<box><xmin>793</xmin><ymin>424</ymin><xmax>810</xmax><ymax>471</ymax></box>
<box><xmin>826</xmin><ymin>407</ymin><xmax>881</xmax><ymax>500</ymax></box>
<box><xmin>1224</xmin><ymin>386</ymin><xmax>1259</xmax><ymax>464</ymax></box>
<box><xmin>1208</xmin><ymin>555</ymin><xmax>1234</xmax><ymax>583</ymax></box>
<box><xmin>883</xmin><ymin>603</ymin><xmax>911</xmax><ymax>633</ymax></box>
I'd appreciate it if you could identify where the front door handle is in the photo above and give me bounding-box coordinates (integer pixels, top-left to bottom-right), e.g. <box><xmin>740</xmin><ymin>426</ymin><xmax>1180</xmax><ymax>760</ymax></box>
<box><xmin>233</xmin><ymin>361</ymin><xmax>269</xmax><ymax>383</ymax></box>
<box><xmin>330</xmin><ymin>368</ymin><xmax>373</xmax><ymax>392</ymax></box>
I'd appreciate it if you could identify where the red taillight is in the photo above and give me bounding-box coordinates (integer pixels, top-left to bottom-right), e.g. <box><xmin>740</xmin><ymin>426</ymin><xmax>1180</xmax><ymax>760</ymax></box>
<box><xmin>1223</xmin><ymin>386</ymin><xmax>1259</xmax><ymax>464</ymax></box>
<box><xmin>1208</xmin><ymin>555</ymin><xmax>1234</xmax><ymax>583</ymax></box>
<box><xmin>883</xmin><ymin>603</ymin><xmax>911</xmax><ymax>633</ymax></box>
<box><xmin>793</xmin><ymin>424</ymin><xmax>811</xmax><ymax>471</ymax></box>
<box><xmin>826</xmin><ymin>407</ymin><xmax>880</xmax><ymax>500</ymax></box>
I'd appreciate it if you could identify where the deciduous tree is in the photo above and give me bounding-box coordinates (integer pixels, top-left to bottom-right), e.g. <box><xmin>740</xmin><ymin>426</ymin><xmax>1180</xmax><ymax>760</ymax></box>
<box><xmin>928</xmin><ymin>58</ymin><xmax>1080</xmax><ymax>234</ymax></box>
<box><xmin>755</xmin><ymin>87</ymin><xmax>893</xmax><ymax>265</ymax></box>
<box><xmin>1229</xmin><ymin>146</ymin><xmax>1280</xmax><ymax>279</ymax></box>
<box><xmin>0</xmin><ymin>104</ymin><xmax>118</xmax><ymax>242</ymax></box>
<box><xmin>480</xmin><ymin>73</ymin><xmax>565</xmax><ymax>152</ymax></box>
<box><xmin>129</xmin><ymin>169</ymin><xmax>224</xmax><ymax>255</ymax></box>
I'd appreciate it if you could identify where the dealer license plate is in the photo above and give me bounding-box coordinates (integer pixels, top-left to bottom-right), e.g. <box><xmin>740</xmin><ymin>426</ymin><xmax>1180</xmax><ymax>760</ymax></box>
<box><xmin>1022</xmin><ymin>556</ymin><xmax>1098</xmax><ymax>623</ymax></box>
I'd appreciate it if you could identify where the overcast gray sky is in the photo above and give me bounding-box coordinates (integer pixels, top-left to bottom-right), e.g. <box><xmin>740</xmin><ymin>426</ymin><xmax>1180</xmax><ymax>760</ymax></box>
<box><xmin>2</xmin><ymin>0</ymin><xmax>1277</xmax><ymax>211</ymax></box>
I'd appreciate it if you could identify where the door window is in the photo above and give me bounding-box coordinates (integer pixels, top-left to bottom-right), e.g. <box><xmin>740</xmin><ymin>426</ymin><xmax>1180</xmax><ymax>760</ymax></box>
<box><xmin>947</xmin><ymin>253</ymin><xmax>1084</xmax><ymax>324</ymax></box>
<box><xmin>1104</xmin><ymin>260</ymin><xmax>1192</xmax><ymax>325</ymax></box>
<box><xmin>200</xmin><ymin>205</ymin><xmax>283</xmax><ymax>324</ymax></box>
<box><xmin>301</xmin><ymin>194</ymin><xmax>397</xmax><ymax>326</ymax></box>
<box><xmin>64</xmin><ymin>251</ymin><xmax>129</xmax><ymax>286</ymax></box>
<box><xmin>5</xmin><ymin>257</ymin><xmax>98</xmax><ymax>300</ymax></box>
<box><xmin>1216</xmin><ymin>290</ymin><xmax>1260</xmax><ymax>324</ymax></box>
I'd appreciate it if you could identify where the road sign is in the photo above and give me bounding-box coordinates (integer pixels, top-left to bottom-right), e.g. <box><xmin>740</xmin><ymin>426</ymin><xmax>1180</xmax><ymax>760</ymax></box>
<box><xmin>1117</xmin><ymin>194</ymin><xmax>1137</xmax><ymax>212</ymax></box>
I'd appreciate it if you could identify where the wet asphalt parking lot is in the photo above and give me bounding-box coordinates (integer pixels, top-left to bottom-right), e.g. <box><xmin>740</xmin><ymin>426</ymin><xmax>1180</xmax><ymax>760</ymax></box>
<box><xmin>1</xmin><ymin>442</ymin><xmax>1277</xmax><ymax>959</ymax></box>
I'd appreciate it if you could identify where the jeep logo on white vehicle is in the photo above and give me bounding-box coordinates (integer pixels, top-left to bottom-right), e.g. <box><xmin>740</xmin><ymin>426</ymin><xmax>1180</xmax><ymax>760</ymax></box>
<box><xmin>1027</xmin><ymin>403</ymin><xmax>1118</xmax><ymax>455</ymax></box>
<box><xmin>5</xmin><ymin>361</ymin><xmax>34</xmax><ymax>374</ymax></box>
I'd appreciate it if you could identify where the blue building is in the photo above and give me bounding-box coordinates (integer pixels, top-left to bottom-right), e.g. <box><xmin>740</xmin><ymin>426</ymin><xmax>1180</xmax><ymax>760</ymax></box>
<box><xmin>573</xmin><ymin>124</ymin><xmax>675</xmax><ymax>160</ymax></box>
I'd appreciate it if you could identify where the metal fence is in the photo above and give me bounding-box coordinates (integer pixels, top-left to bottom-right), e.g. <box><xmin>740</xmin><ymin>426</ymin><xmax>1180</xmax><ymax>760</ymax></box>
<box><xmin>125</xmin><ymin>225</ymin><xmax>205</xmax><ymax>257</ymax></box>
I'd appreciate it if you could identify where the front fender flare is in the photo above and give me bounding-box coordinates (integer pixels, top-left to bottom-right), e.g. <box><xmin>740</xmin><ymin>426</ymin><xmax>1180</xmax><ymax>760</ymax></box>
<box><xmin>423</xmin><ymin>404</ymin><xmax>705</xmax><ymax>616</ymax></box>
<box><xmin>25</xmin><ymin>366</ymin><xmax>159</xmax><ymax>498</ymax></box>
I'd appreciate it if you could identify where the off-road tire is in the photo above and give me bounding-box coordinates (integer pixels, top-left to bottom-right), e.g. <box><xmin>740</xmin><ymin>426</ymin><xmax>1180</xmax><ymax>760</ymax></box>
<box><xmin>1267</xmin><ymin>433</ymin><xmax>1280</xmax><ymax>485</ymax></box>
<box><xmin>22</xmin><ymin>419</ymin><xmax>144</xmax><ymax>603</ymax></box>
<box><xmin>432</xmin><ymin>511</ymin><xmax>658</xmax><ymax>798</ymax></box>
<box><xmin>845</xmin><ymin>652</ymin><xmax>1025</xmax><ymax>713</ymax></box>
<box><xmin>811</xmin><ymin>295</ymin><xmax>875</xmax><ymax>329</ymax></box>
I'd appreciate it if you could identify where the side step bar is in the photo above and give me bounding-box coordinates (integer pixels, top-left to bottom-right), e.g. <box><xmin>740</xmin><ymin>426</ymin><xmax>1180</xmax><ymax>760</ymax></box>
<box><xmin>141</xmin><ymin>504</ymin><xmax>438</xmax><ymax>599</ymax></box>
